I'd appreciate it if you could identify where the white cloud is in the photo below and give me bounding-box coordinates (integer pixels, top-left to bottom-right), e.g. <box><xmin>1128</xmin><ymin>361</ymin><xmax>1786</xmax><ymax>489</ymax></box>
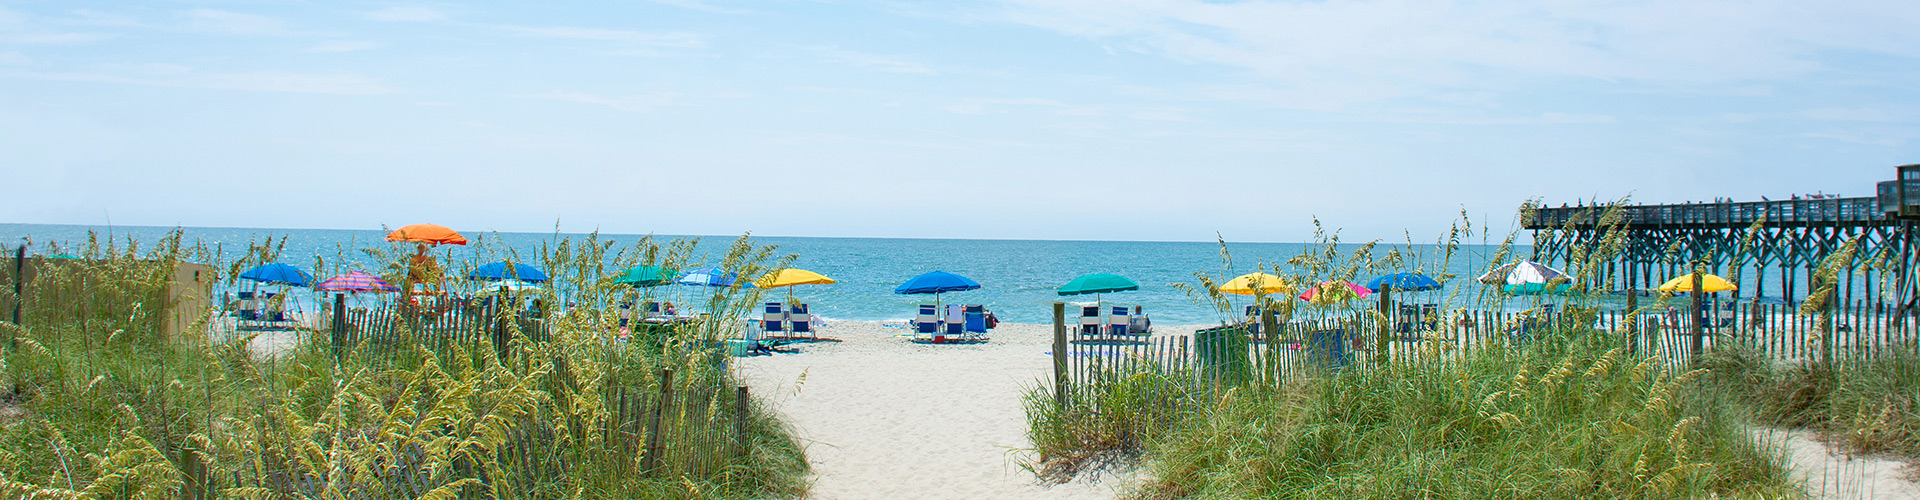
<box><xmin>182</xmin><ymin>9</ymin><xmax>287</xmax><ymax>36</ymax></box>
<box><xmin>818</xmin><ymin>48</ymin><xmax>936</xmax><ymax>74</ymax></box>
<box><xmin>945</xmin><ymin>97</ymin><xmax>1067</xmax><ymax>115</ymax></box>
<box><xmin>529</xmin><ymin>91</ymin><xmax>685</xmax><ymax>112</ymax></box>
<box><xmin>496</xmin><ymin>25</ymin><xmax>704</xmax><ymax>48</ymax></box>
<box><xmin>990</xmin><ymin>0</ymin><xmax>1920</xmax><ymax>105</ymax></box>
<box><xmin>648</xmin><ymin>0</ymin><xmax>754</xmax><ymax>14</ymax></box>
<box><xmin>306</xmin><ymin>41</ymin><xmax>384</xmax><ymax>53</ymax></box>
<box><xmin>366</xmin><ymin>7</ymin><xmax>446</xmax><ymax>23</ymax></box>
<box><xmin>1800</xmin><ymin>107</ymin><xmax>1904</xmax><ymax>122</ymax></box>
<box><xmin>0</xmin><ymin>32</ymin><xmax>113</xmax><ymax>44</ymax></box>
<box><xmin>0</xmin><ymin>51</ymin><xmax>27</xmax><ymax>64</ymax></box>
<box><xmin>6</xmin><ymin>65</ymin><xmax>399</xmax><ymax>95</ymax></box>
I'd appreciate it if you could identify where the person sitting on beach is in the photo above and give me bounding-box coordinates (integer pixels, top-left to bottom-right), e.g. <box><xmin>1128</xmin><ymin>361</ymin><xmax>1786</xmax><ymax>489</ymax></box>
<box><xmin>662</xmin><ymin>301</ymin><xmax>679</xmax><ymax>317</ymax></box>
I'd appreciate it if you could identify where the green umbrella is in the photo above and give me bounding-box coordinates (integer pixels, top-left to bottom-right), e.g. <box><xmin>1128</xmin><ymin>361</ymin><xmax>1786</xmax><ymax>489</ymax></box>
<box><xmin>1058</xmin><ymin>273</ymin><xmax>1141</xmax><ymax>324</ymax></box>
<box><xmin>1503</xmin><ymin>283</ymin><xmax>1575</xmax><ymax>295</ymax></box>
<box><xmin>612</xmin><ymin>265</ymin><xmax>675</xmax><ymax>287</ymax></box>
<box><xmin>1058</xmin><ymin>273</ymin><xmax>1140</xmax><ymax>296</ymax></box>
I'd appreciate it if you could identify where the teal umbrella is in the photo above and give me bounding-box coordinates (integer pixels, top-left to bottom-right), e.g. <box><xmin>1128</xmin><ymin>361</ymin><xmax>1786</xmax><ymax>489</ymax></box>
<box><xmin>1058</xmin><ymin>273</ymin><xmax>1140</xmax><ymax>317</ymax></box>
<box><xmin>1058</xmin><ymin>273</ymin><xmax>1139</xmax><ymax>296</ymax></box>
<box><xmin>1503</xmin><ymin>283</ymin><xmax>1575</xmax><ymax>295</ymax></box>
<box><xmin>612</xmin><ymin>265</ymin><xmax>675</xmax><ymax>287</ymax></box>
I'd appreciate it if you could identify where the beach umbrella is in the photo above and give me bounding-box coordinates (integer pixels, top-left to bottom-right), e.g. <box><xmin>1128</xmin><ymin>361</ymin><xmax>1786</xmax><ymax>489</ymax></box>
<box><xmin>239</xmin><ymin>263</ymin><xmax>312</xmax><ymax>287</ymax></box>
<box><xmin>895</xmin><ymin>271</ymin><xmax>981</xmax><ymax>310</ymax></box>
<box><xmin>315</xmin><ymin>271</ymin><xmax>399</xmax><ymax>293</ymax></box>
<box><xmin>1057</xmin><ymin>273</ymin><xmax>1140</xmax><ymax>296</ymax></box>
<box><xmin>612</xmin><ymin>265</ymin><xmax>675</xmax><ymax>287</ymax></box>
<box><xmin>755</xmin><ymin>268</ymin><xmax>836</xmax><ymax>288</ymax></box>
<box><xmin>1299</xmin><ymin>281</ymin><xmax>1372</xmax><ymax>305</ymax></box>
<box><xmin>1477</xmin><ymin>261</ymin><xmax>1570</xmax><ymax>285</ymax></box>
<box><xmin>755</xmin><ymin>268</ymin><xmax>836</xmax><ymax>302</ymax></box>
<box><xmin>1657</xmin><ymin>272</ymin><xmax>1737</xmax><ymax>294</ymax></box>
<box><xmin>475</xmin><ymin>279</ymin><xmax>544</xmax><ymax>294</ymax></box>
<box><xmin>1366</xmin><ymin>272</ymin><xmax>1441</xmax><ymax>292</ymax></box>
<box><xmin>1218</xmin><ymin>272</ymin><xmax>1293</xmax><ymax>296</ymax></box>
<box><xmin>1058</xmin><ymin>273</ymin><xmax>1141</xmax><ymax>316</ymax></box>
<box><xmin>470</xmin><ymin>261</ymin><xmax>549</xmax><ymax>283</ymax></box>
<box><xmin>1503</xmin><ymin>283</ymin><xmax>1575</xmax><ymax>295</ymax></box>
<box><xmin>677</xmin><ymin>267</ymin><xmax>741</xmax><ymax>287</ymax></box>
<box><xmin>386</xmin><ymin>224</ymin><xmax>468</xmax><ymax>245</ymax></box>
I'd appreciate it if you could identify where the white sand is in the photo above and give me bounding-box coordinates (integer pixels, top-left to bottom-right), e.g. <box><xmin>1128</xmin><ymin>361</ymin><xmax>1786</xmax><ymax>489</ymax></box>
<box><xmin>735</xmin><ymin>321</ymin><xmax>1152</xmax><ymax>500</ymax></box>
<box><xmin>1753</xmin><ymin>427</ymin><xmax>1920</xmax><ymax>499</ymax></box>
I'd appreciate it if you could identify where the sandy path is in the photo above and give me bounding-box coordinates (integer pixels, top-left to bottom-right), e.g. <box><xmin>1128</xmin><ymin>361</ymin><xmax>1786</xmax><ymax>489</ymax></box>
<box><xmin>1753</xmin><ymin>427</ymin><xmax>1920</xmax><ymax>499</ymax></box>
<box><xmin>736</xmin><ymin>321</ymin><xmax>1135</xmax><ymax>500</ymax></box>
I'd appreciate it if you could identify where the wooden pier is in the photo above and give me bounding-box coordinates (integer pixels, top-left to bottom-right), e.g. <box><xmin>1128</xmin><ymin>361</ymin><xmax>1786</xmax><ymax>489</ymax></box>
<box><xmin>1524</xmin><ymin>165</ymin><xmax>1920</xmax><ymax>312</ymax></box>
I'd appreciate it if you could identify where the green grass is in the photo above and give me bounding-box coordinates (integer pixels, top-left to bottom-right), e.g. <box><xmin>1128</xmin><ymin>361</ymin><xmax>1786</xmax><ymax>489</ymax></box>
<box><xmin>1134</xmin><ymin>330</ymin><xmax>1793</xmax><ymax>499</ymax></box>
<box><xmin>1027</xmin><ymin>207</ymin><xmax>1799</xmax><ymax>499</ymax></box>
<box><xmin>1700</xmin><ymin>341</ymin><xmax>1920</xmax><ymax>460</ymax></box>
<box><xmin>0</xmin><ymin>231</ymin><xmax>810</xmax><ymax>499</ymax></box>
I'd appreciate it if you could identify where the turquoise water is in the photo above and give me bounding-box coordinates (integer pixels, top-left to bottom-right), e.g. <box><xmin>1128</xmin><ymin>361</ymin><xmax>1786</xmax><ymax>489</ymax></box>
<box><xmin>1</xmin><ymin>224</ymin><xmax>1515</xmax><ymax>325</ymax></box>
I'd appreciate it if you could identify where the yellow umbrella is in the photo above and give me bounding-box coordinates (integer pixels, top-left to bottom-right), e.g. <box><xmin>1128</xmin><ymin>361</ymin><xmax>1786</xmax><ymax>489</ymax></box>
<box><xmin>755</xmin><ymin>268</ymin><xmax>836</xmax><ymax>306</ymax></box>
<box><xmin>1657</xmin><ymin>273</ymin><xmax>1737</xmax><ymax>293</ymax></box>
<box><xmin>755</xmin><ymin>268</ymin><xmax>836</xmax><ymax>288</ymax></box>
<box><xmin>1219</xmin><ymin>272</ymin><xmax>1294</xmax><ymax>296</ymax></box>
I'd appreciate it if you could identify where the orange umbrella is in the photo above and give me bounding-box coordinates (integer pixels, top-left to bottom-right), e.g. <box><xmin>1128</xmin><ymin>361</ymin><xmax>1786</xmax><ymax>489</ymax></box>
<box><xmin>386</xmin><ymin>224</ymin><xmax>468</xmax><ymax>245</ymax></box>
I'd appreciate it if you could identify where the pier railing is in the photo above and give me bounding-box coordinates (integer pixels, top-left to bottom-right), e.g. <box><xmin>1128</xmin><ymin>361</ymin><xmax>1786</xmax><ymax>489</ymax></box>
<box><xmin>1525</xmin><ymin>197</ymin><xmax>1884</xmax><ymax>229</ymax></box>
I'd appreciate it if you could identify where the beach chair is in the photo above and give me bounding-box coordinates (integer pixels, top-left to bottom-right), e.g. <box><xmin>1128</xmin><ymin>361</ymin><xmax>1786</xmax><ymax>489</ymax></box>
<box><xmin>641</xmin><ymin>300</ymin><xmax>661</xmax><ymax>319</ymax></box>
<box><xmin>945</xmin><ymin>304</ymin><xmax>965</xmax><ymax>336</ymax></box>
<box><xmin>761</xmin><ymin>303</ymin><xmax>786</xmax><ymax>337</ymax></box>
<box><xmin>915</xmin><ymin>305</ymin><xmax>940</xmax><ymax>334</ymax></box>
<box><xmin>964</xmin><ymin>305</ymin><xmax>989</xmax><ymax>334</ymax></box>
<box><xmin>1128</xmin><ymin>313</ymin><xmax>1152</xmax><ymax>335</ymax></box>
<box><xmin>788</xmin><ymin>303</ymin><xmax>816</xmax><ymax>340</ymax></box>
<box><xmin>1713</xmin><ymin>301</ymin><xmax>1737</xmax><ymax>329</ymax></box>
<box><xmin>1308</xmin><ymin>328</ymin><xmax>1348</xmax><ymax>370</ymax></box>
<box><xmin>1107</xmin><ymin>306</ymin><xmax>1131</xmax><ymax>337</ymax></box>
<box><xmin>1079</xmin><ymin>305</ymin><xmax>1103</xmax><ymax>338</ymax></box>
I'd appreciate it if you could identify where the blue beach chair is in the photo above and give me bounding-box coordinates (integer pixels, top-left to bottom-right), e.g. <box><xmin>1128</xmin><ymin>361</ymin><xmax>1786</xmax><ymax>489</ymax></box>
<box><xmin>964</xmin><ymin>305</ymin><xmax>989</xmax><ymax>334</ymax></box>
<box><xmin>915</xmin><ymin>305</ymin><xmax>940</xmax><ymax>334</ymax></box>
<box><xmin>761</xmin><ymin>303</ymin><xmax>786</xmax><ymax>337</ymax></box>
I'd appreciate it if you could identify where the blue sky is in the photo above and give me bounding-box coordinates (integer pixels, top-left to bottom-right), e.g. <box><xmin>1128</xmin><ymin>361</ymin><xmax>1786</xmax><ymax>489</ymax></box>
<box><xmin>2</xmin><ymin>1</ymin><xmax>1916</xmax><ymax>242</ymax></box>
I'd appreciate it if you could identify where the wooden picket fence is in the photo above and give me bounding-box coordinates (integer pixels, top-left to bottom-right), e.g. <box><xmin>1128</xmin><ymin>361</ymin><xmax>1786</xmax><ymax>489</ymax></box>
<box><xmin>1054</xmin><ymin>299</ymin><xmax>1920</xmax><ymax>397</ymax></box>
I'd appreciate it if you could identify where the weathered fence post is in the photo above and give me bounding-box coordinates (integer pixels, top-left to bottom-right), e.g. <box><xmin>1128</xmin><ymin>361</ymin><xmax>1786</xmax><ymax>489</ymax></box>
<box><xmin>331</xmin><ymin>293</ymin><xmax>346</xmax><ymax>363</ymax></box>
<box><xmin>1052</xmin><ymin>302</ymin><xmax>1068</xmax><ymax>410</ymax></box>
<box><xmin>1376</xmin><ymin>285</ymin><xmax>1392</xmax><ymax>364</ymax></box>
<box><xmin>643</xmin><ymin>368</ymin><xmax>675</xmax><ymax>474</ymax></box>
<box><xmin>733</xmin><ymin>385</ymin><xmax>750</xmax><ymax>463</ymax></box>
<box><xmin>1690</xmin><ymin>263</ymin><xmax>1706</xmax><ymax>364</ymax></box>
<box><xmin>493</xmin><ymin>285</ymin><xmax>510</xmax><ymax>363</ymax></box>
<box><xmin>11</xmin><ymin>242</ymin><xmax>23</xmax><ymax>326</ymax></box>
<box><xmin>178</xmin><ymin>442</ymin><xmax>205</xmax><ymax>500</ymax></box>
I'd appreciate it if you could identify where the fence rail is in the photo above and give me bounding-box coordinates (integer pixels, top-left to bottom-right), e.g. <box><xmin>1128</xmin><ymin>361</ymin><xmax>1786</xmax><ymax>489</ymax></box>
<box><xmin>1055</xmin><ymin>300</ymin><xmax>1920</xmax><ymax>396</ymax></box>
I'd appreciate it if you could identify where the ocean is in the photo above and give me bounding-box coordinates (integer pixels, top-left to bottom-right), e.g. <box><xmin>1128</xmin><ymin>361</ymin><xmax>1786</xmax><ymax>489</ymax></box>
<box><xmin>2</xmin><ymin>223</ymin><xmax>1517</xmax><ymax>325</ymax></box>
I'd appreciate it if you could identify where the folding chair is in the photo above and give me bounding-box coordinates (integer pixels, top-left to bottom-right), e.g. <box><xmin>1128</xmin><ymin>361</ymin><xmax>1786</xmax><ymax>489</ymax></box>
<box><xmin>1107</xmin><ymin>306</ymin><xmax>1131</xmax><ymax>337</ymax></box>
<box><xmin>761</xmin><ymin>302</ymin><xmax>786</xmax><ymax>338</ymax></box>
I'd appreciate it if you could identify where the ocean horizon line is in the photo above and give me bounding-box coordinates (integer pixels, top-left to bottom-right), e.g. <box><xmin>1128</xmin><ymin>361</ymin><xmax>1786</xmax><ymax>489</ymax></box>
<box><xmin>0</xmin><ymin>221</ymin><xmax>1477</xmax><ymax>247</ymax></box>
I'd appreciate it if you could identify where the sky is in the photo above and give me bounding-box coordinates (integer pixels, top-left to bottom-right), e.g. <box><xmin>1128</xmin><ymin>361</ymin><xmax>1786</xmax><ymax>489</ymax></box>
<box><xmin>2</xmin><ymin>0</ymin><xmax>1917</xmax><ymax>243</ymax></box>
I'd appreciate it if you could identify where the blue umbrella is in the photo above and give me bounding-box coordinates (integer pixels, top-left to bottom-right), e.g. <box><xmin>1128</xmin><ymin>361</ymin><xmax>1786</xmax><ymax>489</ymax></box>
<box><xmin>1367</xmin><ymin>273</ymin><xmax>1441</xmax><ymax>292</ymax></box>
<box><xmin>896</xmin><ymin>271</ymin><xmax>982</xmax><ymax>310</ymax></box>
<box><xmin>239</xmin><ymin>263</ymin><xmax>311</xmax><ymax>287</ymax></box>
<box><xmin>676</xmin><ymin>267</ymin><xmax>741</xmax><ymax>287</ymax></box>
<box><xmin>469</xmin><ymin>261</ymin><xmax>549</xmax><ymax>283</ymax></box>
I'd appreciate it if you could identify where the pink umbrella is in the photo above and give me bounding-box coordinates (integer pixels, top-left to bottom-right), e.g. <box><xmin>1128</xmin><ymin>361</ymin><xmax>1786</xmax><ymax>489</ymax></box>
<box><xmin>316</xmin><ymin>271</ymin><xmax>401</xmax><ymax>293</ymax></box>
<box><xmin>1298</xmin><ymin>280</ymin><xmax>1373</xmax><ymax>305</ymax></box>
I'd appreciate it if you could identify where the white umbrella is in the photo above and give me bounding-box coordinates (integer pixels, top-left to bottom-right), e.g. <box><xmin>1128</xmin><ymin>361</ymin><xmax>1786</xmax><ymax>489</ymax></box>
<box><xmin>1477</xmin><ymin>261</ymin><xmax>1570</xmax><ymax>285</ymax></box>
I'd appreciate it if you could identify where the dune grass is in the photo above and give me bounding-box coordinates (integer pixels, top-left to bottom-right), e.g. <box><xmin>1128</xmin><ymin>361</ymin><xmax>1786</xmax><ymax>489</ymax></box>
<box><xmin>1027</xmin><ymin>207</ymin><xmax>1799</xmax><ymax>499</ymax></box>
<box><xmin>0</xmin><ymin>231</ymin><xmax>809</xmax><ymax>498</ymax></box>
<box><xmin>1132</xmin><ymin>330</ymin><xmax>1794</xmax><ymax>499</ymax></box>
<box><xmin>1700</xmin><ymin>341</ymin><xmax>1920</xmax><ymax>461</ymax></box>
